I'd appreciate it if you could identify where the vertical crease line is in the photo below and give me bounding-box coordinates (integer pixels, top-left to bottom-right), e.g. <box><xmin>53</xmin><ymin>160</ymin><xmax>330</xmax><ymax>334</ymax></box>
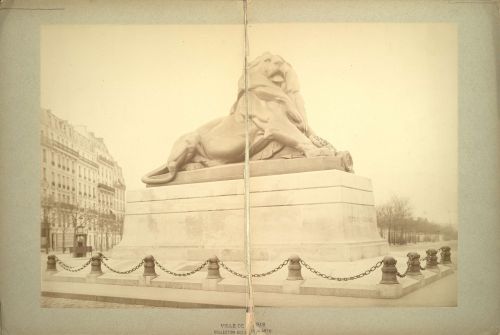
<box><xmin>242</xmin><ymin>0</ymin><xmax>256</xmax><ymax>335</ymax></box>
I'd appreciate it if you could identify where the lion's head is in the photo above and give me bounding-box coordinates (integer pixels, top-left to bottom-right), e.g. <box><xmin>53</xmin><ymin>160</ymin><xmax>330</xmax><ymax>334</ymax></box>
<box><xmin>238</xmin><ymin>52</ymin><xmax>292</xmax><ymax>90</ymax></box>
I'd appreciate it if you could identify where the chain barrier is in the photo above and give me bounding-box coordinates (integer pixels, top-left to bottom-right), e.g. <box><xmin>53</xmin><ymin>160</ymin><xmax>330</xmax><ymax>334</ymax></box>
<box><xmin>154</xmin><ymin>259</ymin><xmax>209</xmax><ymax>277</ymax></box>
<box><xmin>101</xmin><ymin>259</ymin><xmax>144</xmax><ymax>275</ymax></box>
<box><xmin>218</xmin><ymin>259</ymin><xmax>289</xmax><ymax>278</ymax></box>
<box><xmin>396</xmin><ymin>261</ymin><xmax>410</xmax><ymax>278</ymax></box>
<box><xmin>251</xmin><ymin>259</ymin><xmax>289</xmax><ymax>277</ymax></box>
<box><xmin>299</xmin><ymin>259</ymin><xmax>384</xmax><ymax>281</ymax></box>
<box><xmin>218</xmin><ymin>261</ymin><xmax>247</xmax><ymax>278</ymax></box>
<box><xmin>51</xmin><ymin>249</ymin><xmax>449</xmax><ymax>284</ymax></box>
<box><xmin>55</xmin><ymin>256</ymin><xmax>92</xmax><ymax>272</ymax></box>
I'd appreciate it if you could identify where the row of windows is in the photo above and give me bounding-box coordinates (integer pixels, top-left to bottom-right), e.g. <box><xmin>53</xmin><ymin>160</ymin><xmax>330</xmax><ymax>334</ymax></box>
<box><xmin>42</xmin><ymin>148</ymin><xmax>76</xmax><ymax>172</ymax></box>
<box><xmin>42</xmin><ymin>179</ymin><xmax>124</xmax><ymax>205</ymax></box>
<box><xmin>43</xmin><ymin>168</ymin><xmax>75</xmax><ymax>191</ymax></box>
<box><xmin>42</xmin><ymin>148</ymin><xmax>101</xmax><ymax>183</ymax></box>
<box><xmin>42</xmin><ymin>147</ymin><xmax>119</xmax><ymax>187</ymax></box>
<box><xmin>42</xmin><ymin>112</ymin><xmax>124</xmax><ymax>174</ymax></box>
<box><xmin>79</xmin><ymin>165</ymin><xmax>98</xmax><ymax>182</ymax></box>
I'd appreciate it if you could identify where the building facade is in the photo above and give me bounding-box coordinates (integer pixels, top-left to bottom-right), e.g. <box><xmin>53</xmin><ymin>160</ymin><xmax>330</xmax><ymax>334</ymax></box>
<box><xmin>40</xmin><ymin>109</ymin><xmax>126</xmax><ymax>253</ymax></box>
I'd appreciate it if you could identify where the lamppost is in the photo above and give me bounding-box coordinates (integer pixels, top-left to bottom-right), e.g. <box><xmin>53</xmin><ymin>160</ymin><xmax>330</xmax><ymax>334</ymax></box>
<box><xmin>72</xmin><ymin>207</ymin><xmax>84</xmax><ymax>255</ymax></box>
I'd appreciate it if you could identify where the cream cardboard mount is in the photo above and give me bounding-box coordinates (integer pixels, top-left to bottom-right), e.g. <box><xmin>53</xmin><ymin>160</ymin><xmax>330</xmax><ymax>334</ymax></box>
<box><xmin>113</xmin><ymin>53</ymin><xmax>387</xmax><ymax>261</ymax></box>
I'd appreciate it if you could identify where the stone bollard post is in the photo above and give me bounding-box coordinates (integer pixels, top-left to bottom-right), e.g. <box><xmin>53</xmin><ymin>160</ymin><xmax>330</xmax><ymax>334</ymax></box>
<box><xmin>89</xmin><ymin>255</ymin><xmax>103</xmax><ymax>275</ymax></box>
<box><xmin>286</xmin><ymin>255</ymin><xmax>303</xmax><ymax>280</ymax></box>
<box><xmin>440</xmin><ymin>246</ymin><xmax>452</xmax><ymax>265</ymax></box>
<box><xmin>206</xmin><ymin>256</ymin><xmax>222</xmax><ymax>279</ymax></box>
<box><xmin>379</xmin><ymin>256</ymin><xmax>398</xmax><ymax>284</ymax></box>
<box><xmin>406</xmin><ymin>252</ymin><xmax>423</xmax><ymax>277</ymax></box>
<box><xmin>46</xmin><ymin>255</ymin><xmax>57</xmax><ymax>272</ymax></box>
<box><xmin>425</xmin><ymin>249</ymin><xmax>439</xmax><ymax>269</ymax></box>
<box><xmin>143</xmin><ymin>255</ymin><xmax>157</xmax><ymax>277</ymax></box>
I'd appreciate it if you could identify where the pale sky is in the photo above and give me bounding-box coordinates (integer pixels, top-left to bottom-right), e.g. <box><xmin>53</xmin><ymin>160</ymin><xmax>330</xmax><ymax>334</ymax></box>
<box><xmin>41</xmin><ymin>23</ymin><xmax>457</xmax><ymax>225</ymax></box>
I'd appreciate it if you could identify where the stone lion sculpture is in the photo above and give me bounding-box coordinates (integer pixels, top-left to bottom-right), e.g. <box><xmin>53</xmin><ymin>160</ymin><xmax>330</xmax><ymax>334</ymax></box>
<box><xmin>142</xmin><ymin>52</ymin><xmax>353</xmax><ymax>185</ymax></box>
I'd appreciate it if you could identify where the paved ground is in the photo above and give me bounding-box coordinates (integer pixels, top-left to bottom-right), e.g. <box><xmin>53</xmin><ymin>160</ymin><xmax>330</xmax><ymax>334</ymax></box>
<box><xmin>41</xmin><ymin>296</ymin><xmax>159</xmax><ymax>308</ymax></box>
<box><xmin>41</xmin><ymin>240</ymin><xmax>457</xmax><ymax>308</ymax></box>
<box><xmin>41</xmin><ymin>271</ymin><xmax>456</xmax><ymax>308</ymax></box>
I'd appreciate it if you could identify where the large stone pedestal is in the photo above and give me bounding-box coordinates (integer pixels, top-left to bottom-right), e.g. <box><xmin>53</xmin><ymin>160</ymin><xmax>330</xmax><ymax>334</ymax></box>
<box><xmin>113</xmin><ymin>159</ymin><xmax>388</xmax><ymax>261</ymax></box>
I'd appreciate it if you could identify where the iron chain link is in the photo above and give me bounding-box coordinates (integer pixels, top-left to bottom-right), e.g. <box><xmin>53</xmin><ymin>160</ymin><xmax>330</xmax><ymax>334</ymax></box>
<box><xmin>101</xmin><ymin>259</ymin><xmax>144</xmax><ymax>274</ymax></box>
<box><xmin>219</xmin><ymin>259</ymin><xmax>289</xmax><ymax>278</ymax></box>
<box><xmin>154</xmin><ymin>259</ymin><xmax>208</xmax><ymax>277</ymax></box>
<box><xmin>396</xmin><ymin>261</ymin><xmax>411</xmax><ymax>278</ymax></box>
<box><xmin>218</xmin><ymin>261</ymin><xmax>248</xmax><ymax>278</ymax></box>
<box><xmin>251</xmin><ymin>259</ymin><xmax>289</xmax><ymax>278</ymax></box>
<box><xmin>300</xmin><ymin>259</ymin><xmax>384</xmax><ymax>281</ymax></box>
<box><xmin>55</xmin><ymin>256</ymin><xmax>92</xmax><ymax>272</ymax></box>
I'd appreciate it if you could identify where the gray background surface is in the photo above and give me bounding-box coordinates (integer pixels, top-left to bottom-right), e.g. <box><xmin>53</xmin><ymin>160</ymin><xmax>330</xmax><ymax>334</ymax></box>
<box><xmin>0</xmin><ymin>0</ymin><xmax>498</xmax><ymax>334</ymax></box>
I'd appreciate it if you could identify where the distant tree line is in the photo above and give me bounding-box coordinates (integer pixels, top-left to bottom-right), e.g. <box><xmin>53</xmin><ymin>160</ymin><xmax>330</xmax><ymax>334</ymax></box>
<box><xmin>376</xmin><ymin>196</ymin><xmax>458</xmax><ymax>245</ymax></box>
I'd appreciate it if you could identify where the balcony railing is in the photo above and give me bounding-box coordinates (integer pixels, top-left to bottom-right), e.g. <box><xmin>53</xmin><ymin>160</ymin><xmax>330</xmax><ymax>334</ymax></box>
<box><xmin>98</xmin><ymin>183</ymin><xmax>115</xmax><ymax>193</ymax></box>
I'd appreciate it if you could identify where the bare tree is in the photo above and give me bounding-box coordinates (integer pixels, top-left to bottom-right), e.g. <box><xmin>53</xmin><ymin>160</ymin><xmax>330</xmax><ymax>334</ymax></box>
<box><xmin>68</xmin><ymin>202</ymin><xmax>98</xmax><ymax>253</ymax></box>
<box><xmin>376</xmin><ymin>195</ymin><xmax>413</xmax><ymax>245</ymax></box>
<box><xmin>391</xmin><ymin>196</ymin><xmax>412</xmax><ymax>244</ymax></box>
<box><xmin>377</xmin><ymin>195</ymin><xmax>457</xmax><ymax>244</ymax></box>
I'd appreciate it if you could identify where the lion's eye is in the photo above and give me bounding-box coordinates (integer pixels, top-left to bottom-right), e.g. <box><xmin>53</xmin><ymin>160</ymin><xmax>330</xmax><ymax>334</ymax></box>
<box><xmin>264</xmin><ymin>58</ymin><xmax>271</xmax><ymax>62</ymax></box>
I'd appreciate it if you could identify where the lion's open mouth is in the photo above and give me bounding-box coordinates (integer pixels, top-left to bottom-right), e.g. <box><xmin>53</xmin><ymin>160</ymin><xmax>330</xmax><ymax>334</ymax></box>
<box><xmin>270</xmin><ymin>72</ymin><xmax>285</xmax><ymax>83</ymax></box>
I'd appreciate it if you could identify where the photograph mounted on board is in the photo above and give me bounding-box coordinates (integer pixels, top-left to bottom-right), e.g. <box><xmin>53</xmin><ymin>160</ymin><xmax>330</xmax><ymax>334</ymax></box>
<box><xmin>40</xmin><ymin>23</ymin><xmax>457</xmax><ymax>308</ymax></box>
